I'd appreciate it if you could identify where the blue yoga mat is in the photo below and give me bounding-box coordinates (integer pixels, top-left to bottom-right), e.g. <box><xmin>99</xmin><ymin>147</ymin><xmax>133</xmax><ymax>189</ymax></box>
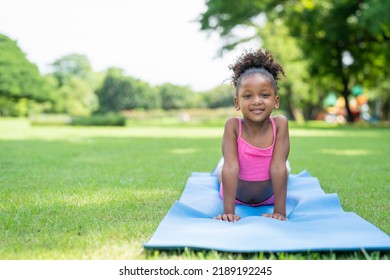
<box><xmin>144</xmin><ymin>161</ymin><xmax>390</xmax><ymax>252</ymax></box>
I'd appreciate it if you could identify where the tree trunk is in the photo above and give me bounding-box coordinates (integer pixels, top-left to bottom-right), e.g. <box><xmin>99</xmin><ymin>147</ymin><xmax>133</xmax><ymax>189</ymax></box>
<box><xmin>341</xmin><ymin>80</ymin><xmax>354</xmax><ymax>123</ymax></box>
<box><xmin>283</xmin><ymin>83</ymin><xmax>295</xmax><ymax>121</ymax></box>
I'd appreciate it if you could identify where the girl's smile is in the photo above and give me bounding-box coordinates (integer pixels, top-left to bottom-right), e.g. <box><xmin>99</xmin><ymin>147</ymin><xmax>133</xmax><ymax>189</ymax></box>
<box><xmin>235</xmin><ymin>74</ymin><xmax>279</xmax><ymax>121</ymax></box>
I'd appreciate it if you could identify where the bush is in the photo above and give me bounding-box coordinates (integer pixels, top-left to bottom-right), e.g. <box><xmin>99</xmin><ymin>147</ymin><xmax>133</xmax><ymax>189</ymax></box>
<box><xmin>71</xmin><ymin>114</ymin><xmax>126</xmax><ymax>126</ymax></box>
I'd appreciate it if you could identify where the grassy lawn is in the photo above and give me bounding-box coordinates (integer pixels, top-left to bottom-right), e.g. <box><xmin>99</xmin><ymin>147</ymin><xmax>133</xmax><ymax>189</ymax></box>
<box><xmin>0</xmin><ymin>117</ymin><xmax>389</xmax><ymax>260</ymax></box>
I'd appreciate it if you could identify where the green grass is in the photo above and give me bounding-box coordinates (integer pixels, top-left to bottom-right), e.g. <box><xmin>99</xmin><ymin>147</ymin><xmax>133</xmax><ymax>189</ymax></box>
<box><xmin>0</xmin><ymin>118</ymin><xmax>389</xmax><ymax>260</ymax></box>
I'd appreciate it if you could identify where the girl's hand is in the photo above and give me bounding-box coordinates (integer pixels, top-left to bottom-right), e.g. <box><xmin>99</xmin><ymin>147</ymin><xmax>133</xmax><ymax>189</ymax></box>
<box><xmin>215</xmin><ymin>213</ymin><xmax>240</xmax><ymax>222</ymax></box>
<box><xmin>262</xmin><ymin>212</ymin><xmax>287</xmax><ymax>220</ymax></box>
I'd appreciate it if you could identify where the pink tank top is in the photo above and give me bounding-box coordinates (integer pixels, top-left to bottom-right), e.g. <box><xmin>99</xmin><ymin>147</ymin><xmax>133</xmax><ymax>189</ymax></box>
<box><xmin>237</xmin><ymin>117</ymin><xmax>276</xmax><ymax>181</ymax></box>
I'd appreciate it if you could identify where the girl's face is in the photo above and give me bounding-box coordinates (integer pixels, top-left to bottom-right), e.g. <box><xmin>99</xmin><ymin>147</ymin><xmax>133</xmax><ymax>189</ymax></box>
<box><xmin>234</xmin><ymin>74</ymin><xmax>280</xmax><ymax>122</ymax></box>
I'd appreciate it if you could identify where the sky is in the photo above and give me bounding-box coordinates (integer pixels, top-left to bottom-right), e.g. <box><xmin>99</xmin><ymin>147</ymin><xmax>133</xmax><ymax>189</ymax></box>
<box><xmin>0</xmin><ymin>0</ymin><xmax>258</xmax><ymax>91</ymax></box>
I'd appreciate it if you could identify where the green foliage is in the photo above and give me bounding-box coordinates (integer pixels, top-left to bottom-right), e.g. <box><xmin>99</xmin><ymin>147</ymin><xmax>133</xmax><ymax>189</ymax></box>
<box><xmin>0</xmin><ymin>34</ymin><xmax>52</xmax><ymax>116</ymax></box>
<box><xmin>53</xmin><ymin>76</ymin><xmax>98</xmax><ymax>116</ymax></box>
<box><xmin>50</xmin><ymin>53</ymin><xmax>97</xmax><ymax>87</ymax></box>
<box><xmin>199</xmin><ymin>0</ymin><xmax>390</xmax><ymax>121</ymax></box>
<box><xmin>51</xmin><ymin>53</ymin><xmax>92</xmax><ymax>75</ymax></box>
<box><xmin>96</xmin><ymin>71</ymin><xmax>203</xmax><ymax>113</ymax></box>
<box><xmin>157</xmin><ymin>83</ymin><xmax>196</xmax><ymax>110</ymax></box>
<box><xmin>369</xmin><ymin>79</ymin><xmax>390</xmax><ymax>119</ymax></box>
<box><xmin>49</xmin><ymin>54</ymin><xmax>99</xmax><ymax>116</ymax></box>
<box><xmin>95</xmin><ymin>68</ymin><xmax>131</xmax><ymax>113</ymax></box>
<box><xmin>132</xmin><ymin>79</ymin><xmax>161</xmax><ymax>110</ymax></box>
<box><xmin>0</xmin><ymin>96</ymin><xmax>27</xmax><ymax>117</ymax></box>
<box><xmin>95</xmin><ymin>68</ymin><xmax>160</xmax><ymax>113</ymax></box>
<box><xmin>199</xmin><ymin>0</ymin><xmax>269</xmax><ymax>37</ymax></box>
<box><xmin>255</xmin><ymin>19</ymin><xmax>312</xmax><ymax>121</ymax></box>
<box><xmin>202</xmin><ymin>84</ymin><xmax>235</xmax><ymax>108</ymax></box>
<box><xmin>71</xmin><ymin>113</ymin><xmax>126</xmax><ymax>126</ymax></box>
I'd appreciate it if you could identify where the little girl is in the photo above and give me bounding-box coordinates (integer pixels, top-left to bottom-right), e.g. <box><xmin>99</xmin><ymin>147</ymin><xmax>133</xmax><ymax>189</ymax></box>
<box><xmin>215</xmin><ymin>49</ymin><xmax>290</xmax><ymax>222</ymax></box>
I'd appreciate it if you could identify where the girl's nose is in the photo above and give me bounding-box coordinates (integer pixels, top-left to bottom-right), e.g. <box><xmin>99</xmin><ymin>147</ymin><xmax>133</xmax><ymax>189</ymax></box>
<box><xmin>252</xmin><ymin>95</ymin><xmax>261</xmax><ymax>104</ymax></box>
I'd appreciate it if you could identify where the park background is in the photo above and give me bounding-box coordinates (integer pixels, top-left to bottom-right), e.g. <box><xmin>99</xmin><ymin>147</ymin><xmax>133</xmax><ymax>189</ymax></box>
<box><xmin>0</xmin><ymin>0</ymin><xmax>389</xmax><ymax>259</ymax></box>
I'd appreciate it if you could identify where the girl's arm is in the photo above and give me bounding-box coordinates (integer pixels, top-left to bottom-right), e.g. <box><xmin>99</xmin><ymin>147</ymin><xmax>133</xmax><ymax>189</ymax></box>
<box><xmin>263</xmin><ymin>115</ymin><xmax>290</xmax><ymax>220</ymax></box>
<box><xmin>215</xmin><ymin>118</ymin><xmax>240</xmax><ymax>222</ymax></box>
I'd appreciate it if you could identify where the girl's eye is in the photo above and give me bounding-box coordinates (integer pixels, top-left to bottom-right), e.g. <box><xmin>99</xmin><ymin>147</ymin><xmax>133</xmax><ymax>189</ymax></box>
<box><xmin>261</xmin><ymin>93</ymin><xmax>270</xmax><ymax>97</ymax></box>
<box><xmin>243</xmin><ymin>95</ymin><xmax>251</xmax><ymax>99</ymax></box>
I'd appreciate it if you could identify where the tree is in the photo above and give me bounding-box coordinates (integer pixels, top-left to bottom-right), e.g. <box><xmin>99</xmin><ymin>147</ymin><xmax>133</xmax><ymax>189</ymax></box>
<box><xmin>49</xmin><ymin>53</ymin><xmax>99</xmax><ymax>116</ymax></box>
<box><xmin>95</xmin><ymin>68</ymin><xmax>132</xmax><ymax>113</ymax></box>
<box><xmin>0</xmin><ymin>33</ymin><xmax>51</xmax><ymax>116</ymax></box>
<box><xmin>255</xmin><ymin>19</ymin><xmax>313</xmax><ymax>122</ymax></box>
<box><xmin>202</xmin><ymin>83</ymin><xmax>234</xmax><ymax>109</ymax></box>
<box><xmin>53</xmin><ymin>76</ymin><xmax>97</xmax><ymax>116</ymax></box>
<box><xmin>157</xmin><ymin>83</ymin><xmax>195</xmax><ymax>110</ymax></box>
<box><xmin>95</xmin><ymin>68</ymin><xmax>160</xmax><ymax>113</ymax></box>
<box><xmin>131</xmin><ymin>79</ymin><xmax>161</xmax><ymax>110</ymax></box>
<box><xmin>51</xmin><ymin>53</ymin><xmax>97</xmax><ymax>87</ymax></box>
<box><xmin>199</xmin><ymin>0</ymin><xmax>390</xmax><ymax>121</ymax></box>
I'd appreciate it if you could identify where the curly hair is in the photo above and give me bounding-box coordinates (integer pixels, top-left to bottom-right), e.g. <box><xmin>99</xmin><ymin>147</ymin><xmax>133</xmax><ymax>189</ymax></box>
<box><xmin>229</xmin><ymin>49</ymin><xmax>285</xmax><ymax>94</ymax></box>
